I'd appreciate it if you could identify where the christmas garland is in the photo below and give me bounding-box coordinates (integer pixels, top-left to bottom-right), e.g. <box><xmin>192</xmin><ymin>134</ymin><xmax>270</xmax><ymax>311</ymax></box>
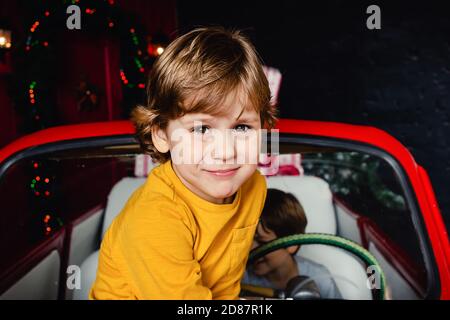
<box><xmin>15</xmin><ymin>0</ymin><xmax>153</xmax><ymax>132</ymax></box>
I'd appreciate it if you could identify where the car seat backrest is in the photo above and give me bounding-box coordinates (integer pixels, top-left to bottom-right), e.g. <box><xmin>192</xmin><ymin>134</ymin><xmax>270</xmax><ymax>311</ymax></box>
<box><xmin>266</xmin><ymin>175</ymin><xmax>337</xmax><ymax>234</ymax></box>
<box><xmin>101</xmin><ymin>177</ymin><xmax>147</xmax><ymax>238</ymax></box>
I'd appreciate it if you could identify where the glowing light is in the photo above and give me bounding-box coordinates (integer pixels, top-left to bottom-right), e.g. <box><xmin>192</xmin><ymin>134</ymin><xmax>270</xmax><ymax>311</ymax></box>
<box><xmin>0</xmin><ymin>29</ymin><xmax>12</xmax><ymax>49</ymax></box>
<box><xmin>156</xmin><ymin>47</ymin><xmax>164</xmax><ymax>55</ymax></box>
<box><xmin>36</xmin><ymin>176</ymin><xmax>40</xmax><ymax>181</ymax></box>
<box><xmin>44</xmin><ymin>178</ymin><xmax>50</xmax><ymax>183</ymax></box>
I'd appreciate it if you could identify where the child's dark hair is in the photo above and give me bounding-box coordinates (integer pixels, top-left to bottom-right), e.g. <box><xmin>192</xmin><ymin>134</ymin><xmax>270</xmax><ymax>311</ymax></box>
<box><xmin>260</xmin><ymin>188</ymin><xmax>308</xmax><ymax>238</ymax></box>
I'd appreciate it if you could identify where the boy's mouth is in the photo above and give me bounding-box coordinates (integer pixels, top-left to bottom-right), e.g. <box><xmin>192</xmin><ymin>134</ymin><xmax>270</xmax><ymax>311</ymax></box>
<box><xmin>203</xmin><ymin>167</ymin><xmax>239</xmax><ymax>177</ymax></box>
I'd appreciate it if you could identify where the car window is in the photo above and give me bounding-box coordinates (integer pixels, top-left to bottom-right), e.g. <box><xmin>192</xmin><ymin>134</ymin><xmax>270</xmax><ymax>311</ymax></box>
<box><xmin>247</xmin><ymin>142</ymin><xmax>432</xmax><ymax>299</ymax></box>
<box><xmin>0</xmin><ymin>143</ymin><xmax>139</xmax><ymax>278</ymax></box>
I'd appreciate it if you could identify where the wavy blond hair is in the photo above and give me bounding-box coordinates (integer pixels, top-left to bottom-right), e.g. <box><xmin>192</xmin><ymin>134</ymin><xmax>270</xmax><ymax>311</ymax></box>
<box><xmin>131</xmin><ymin>26</ymin><xmax>278</xmax><ymax>163</ymax></box>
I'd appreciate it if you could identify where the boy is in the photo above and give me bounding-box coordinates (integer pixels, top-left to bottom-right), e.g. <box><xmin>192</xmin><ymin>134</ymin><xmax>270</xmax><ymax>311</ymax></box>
<box><xmin>89</xmin><ymin>26</ymin><xmax>277</xmax><ymax>299</ymax></box>
<box><xmin>242</xmin><ymin>189</ymin><xmax>342</xmax><ymax>299</ymax></box>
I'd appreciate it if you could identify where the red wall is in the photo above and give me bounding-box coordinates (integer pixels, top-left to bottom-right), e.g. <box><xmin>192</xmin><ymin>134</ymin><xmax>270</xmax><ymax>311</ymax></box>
<box><xmin>0</xmin><ymin>1</ymin><xmax>22</xmax><ymax>147</ymax></box>
<box><xmin>0</xmin><ymin>0</ymin><xmax>177</xmax><ymax>148</ymax></box>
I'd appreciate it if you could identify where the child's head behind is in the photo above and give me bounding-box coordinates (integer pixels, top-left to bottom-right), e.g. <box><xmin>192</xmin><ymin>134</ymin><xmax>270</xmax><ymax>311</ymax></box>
<box><xmin>132</xmin><ymin>27</ymin><xmax>277</xmax><ymax>204</ymax></box>
<box><xmin>251</xmin><ymin>188</ymin><xmax>308</xmax><ymax>277</ymax></box>
<box><xmin>259</xmin><ymin>188</ymin><xmax>308</xmax><ymax>238</ymax></box>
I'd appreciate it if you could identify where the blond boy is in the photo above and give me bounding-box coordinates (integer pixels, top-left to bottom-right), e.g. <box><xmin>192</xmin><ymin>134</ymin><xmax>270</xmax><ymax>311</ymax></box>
<box><xmin>89</xmin><ymin>26</ymin><xmax>277</xmax><ymax>299</ymax></box>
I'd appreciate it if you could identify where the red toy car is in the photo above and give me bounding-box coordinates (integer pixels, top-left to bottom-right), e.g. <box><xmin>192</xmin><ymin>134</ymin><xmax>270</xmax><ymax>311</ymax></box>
<box><xmin>0</xmin><ymin>119</ymin><xmax>448</xmax><ymax>300</ymax></box>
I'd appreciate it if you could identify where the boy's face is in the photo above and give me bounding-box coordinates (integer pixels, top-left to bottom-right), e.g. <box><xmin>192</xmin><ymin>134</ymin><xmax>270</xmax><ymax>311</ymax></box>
<box><xmin>153</xmin><ymin>89</ymin><xmax>262</xmax><ymax>204</ymax></box>
<box><xmin>250</xmin><ymin>223</ymin><xmax>298</xmax><ymax>277</ymax></box>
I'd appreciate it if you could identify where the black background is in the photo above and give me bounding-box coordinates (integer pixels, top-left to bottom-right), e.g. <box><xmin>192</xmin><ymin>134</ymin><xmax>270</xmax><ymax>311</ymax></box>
<box><xmin>176</xmin><ymin>0</ymin><xmax>450</xmax><ymax>230</ymax></box>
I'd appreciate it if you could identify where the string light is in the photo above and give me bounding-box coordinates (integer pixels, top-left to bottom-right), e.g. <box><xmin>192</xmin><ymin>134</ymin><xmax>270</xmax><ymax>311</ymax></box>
<box><xmin>24</xmin><ymin>0</ymin><xmax>152</xmax><ymax>128</ymax></box>
<box><xmin>120</xmin><ymin>69</ymin><xmax>129</xmax><ymax>85</ymax></box>
<box><xmin>29</xmin><ymin>81</ymin><xmax>37</xmax><ymax>105</ymax></box>
<box><xmin>118</xmin><ymin>27</ymin><xmax>147</xmax><ymax>89</ymax></box>
<box><xmin>156</xmin><ymin>46</ymin><xmax>164</xmax><ymax>55</ymax></box>
<box><xmin>30</xmin><ymin>21</ymin><xmax>40</xmax><ymax>33</ymax></box>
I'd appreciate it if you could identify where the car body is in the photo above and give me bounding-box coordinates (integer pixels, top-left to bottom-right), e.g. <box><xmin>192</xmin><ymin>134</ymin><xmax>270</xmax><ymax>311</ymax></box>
<box><xmin>0</xmin><ymin>119</ymin><xmax>449</xmax><ymax>300</ymax></box>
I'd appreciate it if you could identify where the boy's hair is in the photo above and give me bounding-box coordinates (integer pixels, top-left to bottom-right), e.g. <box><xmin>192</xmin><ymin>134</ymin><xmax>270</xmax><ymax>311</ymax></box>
<box><xmin>131</xmin><ymin>26</ymin><xmax>278</xmax><ymax>163</ymax></box>
<box><xmin>260</xmin><ymin>188</ymin><xmax>308</xmax><ymax>238</ymax></box>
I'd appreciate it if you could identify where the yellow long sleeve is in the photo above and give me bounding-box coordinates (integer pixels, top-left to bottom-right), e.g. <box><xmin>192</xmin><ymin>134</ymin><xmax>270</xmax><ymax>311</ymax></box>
<box><xmin>90</xmin><ymin>160</ymin><xmax>266</xmax><ymax>299</ymax></box>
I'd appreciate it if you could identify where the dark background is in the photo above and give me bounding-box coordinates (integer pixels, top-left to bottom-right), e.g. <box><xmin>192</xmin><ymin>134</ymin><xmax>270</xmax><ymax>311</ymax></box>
<box><xmin>176</xmin><ymin>0</ymin><xmax>450</xmax><ymax>229</ymax></box>
<box><xmin>0</xmin><ymin>0</ymin><xmax>177</xmax><ymax>142</ymax></box>
<box><xmin>0</xmin><ymin>1</ymin><xmax>449</xmax><ymax>229</ymax></box>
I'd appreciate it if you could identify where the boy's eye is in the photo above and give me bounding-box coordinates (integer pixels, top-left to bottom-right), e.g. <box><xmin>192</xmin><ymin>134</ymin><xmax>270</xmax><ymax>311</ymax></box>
<box><xmin>191</xmin><ymin>125</ymin><xmax>210</xmax><ymax>135</ymax></box>
<box><xmin>234</xmin><ymin>124</ymin><xmax>252</xmax><ymax>133</ymax></box>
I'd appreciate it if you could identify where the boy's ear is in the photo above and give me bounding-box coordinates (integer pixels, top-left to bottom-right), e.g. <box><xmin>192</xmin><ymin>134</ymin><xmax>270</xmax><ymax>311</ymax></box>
<box><xmin>151</xmin><ymin>125</ymin><xmax>170</xmax><ymax>153</ymax></box>
<box><xmin>287</xmin><ymin>245</ymin><xmax>300</xmax><ymax>255</ymax></box>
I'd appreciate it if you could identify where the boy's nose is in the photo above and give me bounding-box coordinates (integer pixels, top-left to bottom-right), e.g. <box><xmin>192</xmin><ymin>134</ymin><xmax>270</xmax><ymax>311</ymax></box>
<box><xmin>210</xmin><ymin>130</ymin><xmax>236</xmax><ymax>162</ymax></box>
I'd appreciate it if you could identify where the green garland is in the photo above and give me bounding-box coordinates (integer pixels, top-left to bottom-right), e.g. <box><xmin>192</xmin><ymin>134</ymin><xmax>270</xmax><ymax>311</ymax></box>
<box><xmin>15</xmin><ymin>0</ymin><xmax>152</xmax><ymax>132</ymax></box>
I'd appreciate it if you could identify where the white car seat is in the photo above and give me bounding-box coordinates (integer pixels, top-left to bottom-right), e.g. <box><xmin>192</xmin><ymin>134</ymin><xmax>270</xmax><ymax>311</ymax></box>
<box><xmin>266</xmin><ymin>175</ymin><xmax>337</xmax><ymax>234</ymax></box>
<box><xmin>74</xmin><ymin>177</ymin><xmax>147</xmax><ymax>300</ymax></box>
<box><xmin>266</xmin><ymin>175</ymin><xmax>372</xmax><ymax>299</ymax></box>
<box><xmin>75</xmin><ymin>174</ymin><xmax>373</xmax><ymax>300</ymax></box>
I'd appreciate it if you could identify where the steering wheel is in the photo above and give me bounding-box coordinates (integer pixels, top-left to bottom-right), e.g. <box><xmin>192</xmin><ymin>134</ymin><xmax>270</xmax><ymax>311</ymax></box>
<box><xmin>243</xmin><ymin>233</ymin><xmax>387</xmax><ymax>300</ymax></box>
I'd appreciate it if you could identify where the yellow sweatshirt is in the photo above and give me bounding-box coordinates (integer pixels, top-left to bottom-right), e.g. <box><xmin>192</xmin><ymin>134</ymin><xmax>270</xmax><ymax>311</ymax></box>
<box><xmin>89</xmin><ymin>160</ymin><xmax>267</xmax><ymax>299</ymax></box>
